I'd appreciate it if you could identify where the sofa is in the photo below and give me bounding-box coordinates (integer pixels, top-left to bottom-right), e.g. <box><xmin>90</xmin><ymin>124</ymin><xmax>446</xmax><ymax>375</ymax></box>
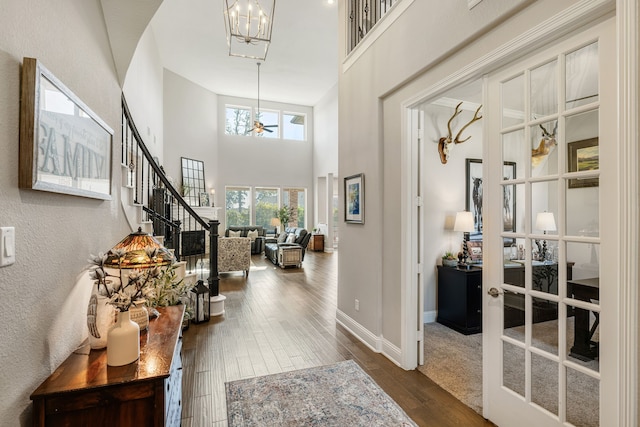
<box><xmin>218</xmin><ymin>237</ymin><xmax>251</xmax><ymax>276</ymax></box>
<box><xmin>225</xmin><ymin>226</ymin><xmax>265</xmax><ymax>254</ymax></box>
<box><xmin>264</xmin><ymin>227</ymin><xmax>312</xmax><ymax>267</ymax></box>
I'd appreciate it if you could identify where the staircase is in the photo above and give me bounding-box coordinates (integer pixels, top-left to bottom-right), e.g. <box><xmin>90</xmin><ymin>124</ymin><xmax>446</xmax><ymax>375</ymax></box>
<box><xmin>119</xmin><ymin>95</ymin><xmax>220</xmax><ymax>296</ymax></box>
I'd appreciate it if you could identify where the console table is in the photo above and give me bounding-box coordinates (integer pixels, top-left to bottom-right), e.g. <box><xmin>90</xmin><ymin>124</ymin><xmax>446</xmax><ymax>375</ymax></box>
<box><xmin>437</xmin><ymin>265</ymin><xmax>482</xmax><ymax>334</ymax></box>
<box><xmin>31</xmin><ymin>305</ymin><xmax>185</xmax><ymax>427</ymax></box>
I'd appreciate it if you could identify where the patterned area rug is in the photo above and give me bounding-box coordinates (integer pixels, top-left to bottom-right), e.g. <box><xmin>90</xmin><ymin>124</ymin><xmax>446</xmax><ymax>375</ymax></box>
<box><xmin>226</xmin><ymin>360</ymin><xmax>417</xmax><ymax>426</ymax></box>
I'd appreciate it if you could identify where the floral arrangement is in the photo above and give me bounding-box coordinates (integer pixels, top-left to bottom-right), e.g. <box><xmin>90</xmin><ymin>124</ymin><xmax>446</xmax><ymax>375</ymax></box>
<box><xmin>88</xmin><ymin>247</ymin><xmax>161</xmax><ymax>312</ymax></box>
<box><xmin>146</xmin><ymin>263</ymin><xmax>196</xmax><ymax>320</ymax></box>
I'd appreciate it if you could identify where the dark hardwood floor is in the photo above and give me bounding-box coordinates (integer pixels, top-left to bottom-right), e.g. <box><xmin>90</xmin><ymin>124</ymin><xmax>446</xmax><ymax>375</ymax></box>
<box><xmin>181</xmin><ymin>250</ymin><xmax>493</xmax><ymax>426</ymax></box>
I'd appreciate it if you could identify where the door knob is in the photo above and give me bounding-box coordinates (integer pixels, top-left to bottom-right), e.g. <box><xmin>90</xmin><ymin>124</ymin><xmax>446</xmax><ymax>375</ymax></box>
<box><xmin>488</xmin><ymin>287</ymin><xmax>503</xmax><ymax>298</ymax></box>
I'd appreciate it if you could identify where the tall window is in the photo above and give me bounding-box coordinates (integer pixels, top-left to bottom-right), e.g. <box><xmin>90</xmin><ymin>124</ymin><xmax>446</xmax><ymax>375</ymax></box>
<box><xmin>283</xmin><ymin>188</ymin><xmax>306</xmax><ymax>229</ymax></box>
<box><xmin>255</xmin><ymin>110</ymin><xmax>279</xmax><ymax>138</ymax></box>
<box><xmin>225</xmin><ymin>106</ymin><xmax>252</xmax><ymax>135</ymax></box>
<box><xmin>283</xmin><ymin>113</ymin><xmax>306</xmax><ymax>141</ymax></box>
<box><xmin>225</xmin><ymin>186</ymin><xmax>251</xmax><ymax>226</ymax></box>
<box><xmin>255</xmin><ymin>187</ymin><xmax>279</xmax><ymax>231</ymax></box>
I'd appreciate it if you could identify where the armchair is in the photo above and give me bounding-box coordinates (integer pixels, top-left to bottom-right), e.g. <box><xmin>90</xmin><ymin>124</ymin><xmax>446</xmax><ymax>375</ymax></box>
<box><xmin>218</xmin><ymin>237</ymin><xmax>251</xmax><ymax>276</ymax></box>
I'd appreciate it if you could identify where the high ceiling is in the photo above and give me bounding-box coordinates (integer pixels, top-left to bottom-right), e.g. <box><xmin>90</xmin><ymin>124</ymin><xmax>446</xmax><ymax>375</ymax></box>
<box><xmin>149</xmin><ymin>0</ymin><xmax>339</xmax><ymax>107</ymax></box>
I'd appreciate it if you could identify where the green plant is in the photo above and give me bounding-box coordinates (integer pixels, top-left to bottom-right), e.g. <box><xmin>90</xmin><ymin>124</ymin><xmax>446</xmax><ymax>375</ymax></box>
<box><xmin>146</xmin><ymin>263</ymin><xmax>196</xmax><ymax>320</ymax></box>
<box><xmin>442</xmin><ymin>251</ymin><xmax>456</xmax><ymax>260</ymax></box>
<box><xmin>276</xmin><ymin>205</ymin><xmax>295</xmax><ymax>229</ymax></box>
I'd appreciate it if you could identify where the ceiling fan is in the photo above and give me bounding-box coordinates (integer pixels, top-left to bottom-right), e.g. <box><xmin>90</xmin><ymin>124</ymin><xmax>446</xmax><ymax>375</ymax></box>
<box><xmin>250</xmin><ymin>62</ymin><xmax>278</xmax><ymax>135</ymax></box>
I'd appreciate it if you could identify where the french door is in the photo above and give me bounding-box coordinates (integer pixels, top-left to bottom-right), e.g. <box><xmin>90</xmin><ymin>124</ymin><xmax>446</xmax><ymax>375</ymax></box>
<box><xmin>483</xmin><ymin>18</ymin><xmax>616</xmax><ymax>426</ymax></box>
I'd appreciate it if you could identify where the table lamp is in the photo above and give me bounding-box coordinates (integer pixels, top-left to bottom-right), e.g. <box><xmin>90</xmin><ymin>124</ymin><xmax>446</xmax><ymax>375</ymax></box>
<box><xmin>270</xmin><ymin>217</ymin><xmax>281</xmax><ymax>235</ymax></box>
<box><xmin>535</xmin><ymin>211</ymin><xmax>556</xmax><ymax>261</ymax></box>
<box><xmin>102</xmin><ymin>227</ymin><xmax>175</xmax><ymax>330</ymax></box>
<box><xmin>454</xmin><ymin>211</ymin><xmax>475</xmax><ymax>265</ymax></box>
<box><xmin>104</xmin><ymin>227</ymin><xmax>174</xmax><ymax>268</ymax></box>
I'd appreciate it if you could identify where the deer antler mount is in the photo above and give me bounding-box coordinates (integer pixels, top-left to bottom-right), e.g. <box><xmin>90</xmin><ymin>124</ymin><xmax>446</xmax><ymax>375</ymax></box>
<box><xmin>438</xmin><ymin>102</ymin><xmax>483</xmax><ymax>164</ymax></box>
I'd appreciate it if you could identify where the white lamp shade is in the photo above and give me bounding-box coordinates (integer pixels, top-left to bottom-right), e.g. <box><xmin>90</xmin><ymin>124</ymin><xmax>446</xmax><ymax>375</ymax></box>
<box><xmin>453</xmin><ymin>211</ymin><xmax>475</xmax><ymax>232</ymax></box>
<box><xmin>535</xmin><ymin>212</ymin><xmax>557</xmax><ymax>232</ymax></box>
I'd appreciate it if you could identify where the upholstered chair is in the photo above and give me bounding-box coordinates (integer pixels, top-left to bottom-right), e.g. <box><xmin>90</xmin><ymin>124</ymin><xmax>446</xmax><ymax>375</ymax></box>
<box><xmin>218</xmin><ymin>237</ymin><xmax>251</xmax><ymax>276</ymax></box>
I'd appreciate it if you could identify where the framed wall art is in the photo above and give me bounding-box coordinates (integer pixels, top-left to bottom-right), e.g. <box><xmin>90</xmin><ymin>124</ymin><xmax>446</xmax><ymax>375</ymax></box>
<box><xmin>465</xmin><ymin>158</ymin><xmax>516</xmax><ymax>246</ymax></box>
<box><xmin>19</xmin><ymin>57</ymin><xmax>113</xmax><ymax>200</ymax></box>
<box><xmin>344</xmin><ymin>173</ymin><xmax>364</xmax><ymax>224</ymax></box>
<box><xmin>568</xmin><ymin>137</ymin><xmax>599</xmax><ymax>188</ymax></box>
<box><xmin>199</xmin><ymin>191</ymin><xmax>210</xmax><ymax>207</ymax></box>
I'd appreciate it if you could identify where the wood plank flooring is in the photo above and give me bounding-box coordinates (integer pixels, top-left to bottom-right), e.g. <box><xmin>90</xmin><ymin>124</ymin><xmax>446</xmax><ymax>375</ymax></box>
<box><xmin>181</xmin><ymin>250</ymin><xmax>494</xmax><ymax>426</ymax></box>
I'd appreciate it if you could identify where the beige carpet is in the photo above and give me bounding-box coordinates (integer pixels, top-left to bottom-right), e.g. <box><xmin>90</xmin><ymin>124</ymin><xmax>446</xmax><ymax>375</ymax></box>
<box><xmin>420</xmin><ymin>319</ymin><xmax>599</xmax><ymax>426</ymax></box>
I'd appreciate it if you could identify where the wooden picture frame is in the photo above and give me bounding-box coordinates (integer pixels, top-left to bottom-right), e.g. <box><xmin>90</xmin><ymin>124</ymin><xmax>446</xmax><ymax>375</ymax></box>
<box><xmin>344</xmin><ymin>173</ymin><xmax>364</xmax><ymax>224</ymax></box>
<box><xmin>465</xmin><ymin>158</ymin><xmax>516</xmax><ymax>246</ymax></box>
<box><xmin>199</xmin><ymin>191</ymin><xmax>210</xmax><ymax>207</ymax></box>
<box><xmin>467</xmin><ymin>241</ymin><xmax>483</xmax><ymax>262</ymax></box>
<box><xmin>19</xmin><ymin>57</ymin><xmax>113</xmax><ymax>200</ymax></box>
<box><xmin>568</xmin><ymin>138</ymin><xmax>599</xmax><ymax>188</ymax></box>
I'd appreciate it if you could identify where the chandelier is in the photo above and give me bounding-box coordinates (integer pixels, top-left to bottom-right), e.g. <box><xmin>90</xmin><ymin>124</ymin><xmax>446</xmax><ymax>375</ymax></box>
<box><xmin>224</xmin><ymin>0</ymin><xmax>276</xmax><ymax>61</ymax></box>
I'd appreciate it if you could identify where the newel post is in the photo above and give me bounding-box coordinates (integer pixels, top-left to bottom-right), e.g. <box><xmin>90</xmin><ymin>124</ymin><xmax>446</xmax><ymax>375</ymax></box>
<box><xmin>208</xmin><ymin>219</ymin><xmax>226</xmax><ymax>316</ymax></box>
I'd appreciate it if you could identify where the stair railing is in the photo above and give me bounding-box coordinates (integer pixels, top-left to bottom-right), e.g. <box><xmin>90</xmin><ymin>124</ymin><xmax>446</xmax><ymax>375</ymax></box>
<box><xmin>121</xmin><ymin>95</ymin><xmax>219</xmax><ymax>296</ymax></box>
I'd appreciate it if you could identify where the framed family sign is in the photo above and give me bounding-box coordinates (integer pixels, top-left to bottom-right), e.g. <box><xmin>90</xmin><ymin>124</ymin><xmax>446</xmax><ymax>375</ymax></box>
<box><xmin>19</xmin><ymin>57</ymin><xmax>113</xmax><ymax>200</ymax></box>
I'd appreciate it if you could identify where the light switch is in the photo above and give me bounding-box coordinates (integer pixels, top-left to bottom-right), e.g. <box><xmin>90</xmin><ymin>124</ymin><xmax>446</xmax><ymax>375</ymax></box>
<box><xmin>0</xmin><ymin>227</ymin><xmax>15</xmax><ymax>267</ymax></box>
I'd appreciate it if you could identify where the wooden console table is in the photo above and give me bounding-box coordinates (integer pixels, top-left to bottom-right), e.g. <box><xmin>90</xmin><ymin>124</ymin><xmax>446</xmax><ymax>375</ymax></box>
<box><xmin>31</xmin><ymin>305</ymin><xmax>185</xmax><ymax>427</ymax></box>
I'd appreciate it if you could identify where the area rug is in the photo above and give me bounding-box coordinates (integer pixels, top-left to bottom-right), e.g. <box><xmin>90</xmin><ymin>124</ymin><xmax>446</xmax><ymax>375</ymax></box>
<box><xmin>420</xmin><ymin>320</ymin><xmax>598</xmax><ymax>426</ymax></box>
<box><xmin>225</xmin><ymin>360</ymin><xmax>417</xmax><ymax>426</ymax></box>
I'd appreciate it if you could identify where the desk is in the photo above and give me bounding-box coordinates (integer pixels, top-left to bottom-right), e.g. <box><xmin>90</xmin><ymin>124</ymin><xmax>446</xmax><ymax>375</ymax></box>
<box><xmin>568</xmin><ymin>277</ymin><xmax>599</xmax><ymax>361</ymax></box>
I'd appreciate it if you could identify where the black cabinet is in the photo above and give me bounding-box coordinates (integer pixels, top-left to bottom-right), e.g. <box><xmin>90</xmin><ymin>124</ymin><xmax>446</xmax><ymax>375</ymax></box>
<box><xmin>437</xmin><ymin>266</ymin><xmax>482</xmax><ymax>334</ymax></box>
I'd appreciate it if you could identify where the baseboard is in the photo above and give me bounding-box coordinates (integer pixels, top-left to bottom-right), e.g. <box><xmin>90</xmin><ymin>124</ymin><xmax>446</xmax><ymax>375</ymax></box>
<box><xmin>424</xmin><ymin>310</ymin><xmax>437</xmax><ymax>324</ymax></box>
<box><xmin>336</xmin><ymin>309</ymin><xmax>381</xmax><ymax>353</ymax></box>
<box><xmin>380</xmin><ymin>338</ymin><xmax>403</xmax><ymax>367</ymax></box>
<box><xmin>336</xmin><ymin>310</ymin><xmax>404</xmax><ymax>368</ymax></box>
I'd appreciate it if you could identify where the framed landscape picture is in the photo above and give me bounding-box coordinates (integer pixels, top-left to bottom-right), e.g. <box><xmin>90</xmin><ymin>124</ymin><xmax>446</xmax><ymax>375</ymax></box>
<box><xmin>568</xmin><ymin>138</ymin><xmax>599</xmax><ymax>188</ymax></box>
<box><xmin>465</xmin><ymin>158</ymin><xmax>516</xmax><ymax>246</ymax></box>
<box><xmin>344</xmin><ymin>173</ymin><xmax>364</xmax><ymax>224</ymax></box>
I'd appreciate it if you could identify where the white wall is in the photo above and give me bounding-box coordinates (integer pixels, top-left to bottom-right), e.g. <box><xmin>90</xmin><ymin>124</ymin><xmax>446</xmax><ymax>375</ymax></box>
<box><xmin>0</xmin><ymin>0</ymin><xmax>127</xmax><ymax>424</ymax></box>
<box><xmin>163</xmin><ymin>70</ymin><xmax>218</xmax><ymax>196</ymax></box>
<box><xmin>422</xmin><ymin>103</ymin><xmax>483</xmax><ymax>315</ymax></box>
<box><xmin>216</xmin><ymin>95</ymin><xmax>314</xmax><ymax>230</ymax></box>
<box><xmin>313</xmin><ymin>83</ymin><xmax>338</xmax><ymax>237</ymax></box>
<box><xmin>338</xmin><ymin>0</ymin><xmax>578</xmax><ymax>355</ymax></box>
<box><xmin>123</xmin><ymin>28</ymin><xmax>164</xmax><ymax>161</ymax></box>
<box><xmin>161</xmin><ymin>74</ymin><xmax>315</xmax><ymax>231</ymax></box>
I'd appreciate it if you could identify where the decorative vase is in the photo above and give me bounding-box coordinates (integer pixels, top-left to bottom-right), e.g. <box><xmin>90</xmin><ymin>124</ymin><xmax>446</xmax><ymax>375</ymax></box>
<box><xmin>87</xmin><ymin>288</ymin><xmax>116</xmax><ymax>350</ymax></box>
<box><xmin>443</xmin><ymin>258</ymin><xmax>458</xmax><ymax>268</ymax></box>
<box><xmin>129</xmin><ymin>305</ymin><xmax>149</xmax><ymax>331</ymax></box>
<box><xmin>107</xmin><ymin>310</ymin><xmax>140</xmax><ymax>366</ymax></box>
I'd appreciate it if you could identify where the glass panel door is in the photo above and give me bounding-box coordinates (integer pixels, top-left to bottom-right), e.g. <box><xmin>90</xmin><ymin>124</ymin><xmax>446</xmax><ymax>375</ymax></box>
<box><xmin>485</xmin><ymin>19</ymin><xmax>614</xmax><ymax>426</ymax></box>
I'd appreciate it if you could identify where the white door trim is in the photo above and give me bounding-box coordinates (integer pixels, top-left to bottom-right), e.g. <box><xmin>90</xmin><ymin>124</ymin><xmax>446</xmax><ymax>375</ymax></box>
<box><xmin>615</xmin><ymin>0</ymin><xmax>639</xmax><ymax>424</ymax></box>
<box><xmin>399</xmin><ymin>0</ymin><xmax>637</xmax><ymax>424</ymax></box>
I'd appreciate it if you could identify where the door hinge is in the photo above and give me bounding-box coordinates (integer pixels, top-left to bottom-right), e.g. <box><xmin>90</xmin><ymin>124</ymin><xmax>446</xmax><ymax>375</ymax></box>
<box><xmin>415</xmin><ymin>196</ymin><xmax>423</xmax><ymax>206</ymax></box>
<box><xmin>417</xmin><ymin>129</ymin><xmax>425</xmax><ymax>141</ymax></box>
<box><xmin>416</xmin><ymin>330</ymin><xmax>423</xmax><ymax>342</ymax></box>
<box><xmin>416</xmin><ymin>263</ymin><xmax>424</xmax><ymax>274</ymax></box>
